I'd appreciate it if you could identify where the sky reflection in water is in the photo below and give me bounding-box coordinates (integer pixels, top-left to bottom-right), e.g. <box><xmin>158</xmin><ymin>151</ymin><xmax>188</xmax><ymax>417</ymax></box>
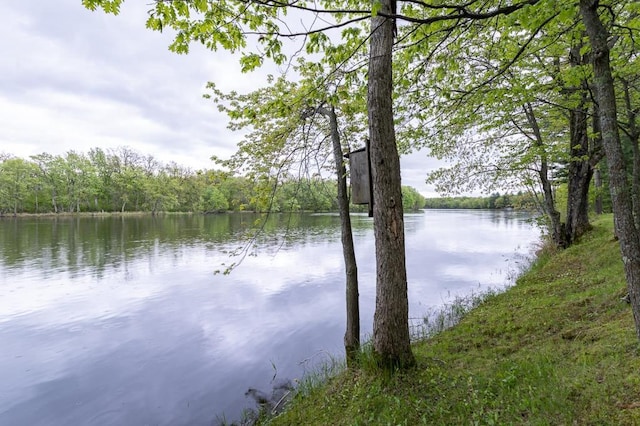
<box><xmin>0</xmin><ymin>210</ymin><xmax>539</xmax><ymax>425</ymax></box>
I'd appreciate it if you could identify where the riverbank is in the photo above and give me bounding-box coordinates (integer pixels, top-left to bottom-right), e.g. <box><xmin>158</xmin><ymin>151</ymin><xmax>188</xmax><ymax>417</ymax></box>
<box><xmin>0</xmin><ymin>211</ymin><xmax>160</xmax><ymax>218</ymax></box>
<box><xmin>0</xmin><ymin>210</ymin><xmax>346</xmax><ymax>218</ymax></box>
<box><xmin>267</xmin><ymin>214</ymin><xmax>640</xmax><ymax>425</ymax></box>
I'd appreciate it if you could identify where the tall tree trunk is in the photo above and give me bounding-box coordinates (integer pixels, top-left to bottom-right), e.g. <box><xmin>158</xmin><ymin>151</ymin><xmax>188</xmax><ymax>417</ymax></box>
<box><xmin>621</xmin><ymin>79</ymin><xmax>640</xmax><ymax>230</ymax></box>
<box><xmin>580</xmin><ymin>0</ymin><xmax>640</xmax><ymax>340</ymax></box>
<box><xmin>594</xmin><ymin>166</ymin><xmax>603</xmax><ymax>214</ymax></box>
<box><xmin>318</xmin><ymin>106</ymin><xmax>361</xmax><ymax>367</ymax></box>
<box><xmin>368</xmin><ymin>0</ymin><xmax>415</xmax><ymax>369</ymax></box>
<box><xmin>524</xmin><ymin>103</ymin><xmax>566</xmax><ymax>247</ymax></box>
<box><xmin>631</xmin><ymin>128</ymin><xmax>640</xmax><ymax>230</ymax></box>
<box><xmin>592</xmin><ymin>105</ymin><xmax>604</xmax><ymax>215</ymax></box>
<box><xmin>565</xmin><ymin>93</ymin><xmax>593</xmax><ymax>245</ymax></box>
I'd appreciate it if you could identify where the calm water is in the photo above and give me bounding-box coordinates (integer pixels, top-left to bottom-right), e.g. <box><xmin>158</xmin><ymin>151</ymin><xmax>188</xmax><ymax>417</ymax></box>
<box><xmin>0</xmin><ymin>210</ymin><xmax>539</xmax><ymax>425</ymax></box>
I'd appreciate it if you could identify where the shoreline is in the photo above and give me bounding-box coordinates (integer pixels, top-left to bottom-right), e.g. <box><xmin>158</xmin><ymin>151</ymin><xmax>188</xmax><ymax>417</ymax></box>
<box><xmin>265</xmin><ymin>214</ymin><xmax>640</xmax><ymax>425</ymax></box>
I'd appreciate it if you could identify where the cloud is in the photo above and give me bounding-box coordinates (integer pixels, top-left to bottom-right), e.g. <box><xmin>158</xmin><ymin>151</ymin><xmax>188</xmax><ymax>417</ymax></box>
<box><xmin>0</xmin><ymin>0</ymin><xmax>442</xmax><ymax>191</ymax></box>
<box><xmin>400</xmin><ymin>150</ymin><xmax>446</xmax><ymax>197</ymax></box>
<box><xmin>0</xmin><ymin>0</ymin><xmax>270</xmax><ymax>170</ymax></box>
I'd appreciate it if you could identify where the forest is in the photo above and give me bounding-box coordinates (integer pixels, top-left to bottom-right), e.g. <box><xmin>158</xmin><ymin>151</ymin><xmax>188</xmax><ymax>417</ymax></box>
<box><xmin>0</xmin><ymin>147</ymin><xmax>427</xmax><ymax>215</ymax></box>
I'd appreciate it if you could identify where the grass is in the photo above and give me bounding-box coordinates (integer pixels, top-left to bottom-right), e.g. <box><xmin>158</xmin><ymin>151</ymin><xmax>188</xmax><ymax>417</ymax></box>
<box><xmin>409</xmin><ymin>288</ymin><xmax>500</xmax><ymax>342</ymax></box>
<box><xmin>264</xmin><ymin>214</ymin><xmax>640</xmax><ymax>425</ymax></box>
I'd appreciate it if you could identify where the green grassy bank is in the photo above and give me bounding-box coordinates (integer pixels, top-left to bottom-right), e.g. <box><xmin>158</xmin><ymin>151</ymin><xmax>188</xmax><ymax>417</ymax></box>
<box><xmin>267</xmin><ymin>214</ymin><xmax>640</xmax><ymax>425</ymax></box>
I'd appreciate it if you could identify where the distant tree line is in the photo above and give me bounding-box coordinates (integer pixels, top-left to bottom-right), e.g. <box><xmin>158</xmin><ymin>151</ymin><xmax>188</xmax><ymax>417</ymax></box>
<box><xmin>425</xmin><ymin>185</ymin><xmax>614</xmax><ymax>213</ymax></box>
<box><xmin>424</xmin><ymin>192</ymin><xmax>538</xmax><ymax>210</ymax></box>
<box><xmin>0</xmin><ymin>147</ymin><xmax>425</xmax><ymax>215</ymax></box>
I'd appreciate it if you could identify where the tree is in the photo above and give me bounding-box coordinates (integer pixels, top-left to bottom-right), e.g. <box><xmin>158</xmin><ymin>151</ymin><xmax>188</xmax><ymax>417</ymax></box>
<box><xmin>200</xmin><ymin>185</ymin><xmax>229</xmax><ymax>213</ymax></box>
<box><xmin>0</xmin><ymin>157</ymin><xmax>34</xmax><ymax>215</ymax></box>
<box><xmin>211</xmin><ymin>64</ymin><xmax>365</xmax><ymax>365</ymax></box>
<box><xmin>579</xmin><ymin>0</ymin><xmax>640</xmax><ymax>339</ymax></box>
<box><xmin>368</xmin><ymin>0</ymin><xmax>415</xmax><ymax>368</ymax></box>
<box><xmin>306</xmin><ymin>105</ymin><xmax>361</xmax><ymax>365</ymax></box>
<box><xmin>559</xmin><ymin>35</ymin><xmax>605</xmax><ymax>246</ymax></box>
<box><xmin>143</xmin><ymin>169</ymin><xmax>180</xmax><ymax>214</ymax></box>
<box><xmin>31</xmin><ymin>153</ymin><xmax>65</xmax><ymax>213</ymax></box>
<box><xmin>60</xmin><ymin>151</ymin><xmax>99</xmax><ymax>213</ymax></box>
<box><xmin>401</xmin><ymin>186</ymin><xmax>426</xmax><ymax>211</ymax></box>
<box><xmin>88</xmin><ymin>147</ymin><xmax>118</xmax><ymax>210</ymax></box>
<box><xmin>613</xmin><ymin>25</ymin><xmax>640</xmax><ymax>229</ymax></box>
<box><xmin>395</xmin><ymin>5</ymin><xmax>607</xmax><ymax>248</ymax></box>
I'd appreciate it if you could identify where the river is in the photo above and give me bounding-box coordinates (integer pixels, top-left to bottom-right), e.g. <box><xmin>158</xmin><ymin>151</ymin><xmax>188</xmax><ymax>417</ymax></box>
<box><xmin>0</xmin><ymin>209</ymin><xmax>539</xmax><ymax>425</ymax></box>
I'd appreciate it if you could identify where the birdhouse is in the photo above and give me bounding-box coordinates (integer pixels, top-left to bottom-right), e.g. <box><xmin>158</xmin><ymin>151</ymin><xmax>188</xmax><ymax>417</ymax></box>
<box><xmin>345</xmin><ymin>139</ymin><xmax>373</xmax><ymax>217</ymax></box>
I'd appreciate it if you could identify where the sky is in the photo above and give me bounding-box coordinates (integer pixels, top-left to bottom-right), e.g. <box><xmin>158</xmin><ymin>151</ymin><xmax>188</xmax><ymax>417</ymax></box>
<box><xmin>0</xmin><ymin>0</ymin><xmax>442</xmax><ymax>197</ymax></box>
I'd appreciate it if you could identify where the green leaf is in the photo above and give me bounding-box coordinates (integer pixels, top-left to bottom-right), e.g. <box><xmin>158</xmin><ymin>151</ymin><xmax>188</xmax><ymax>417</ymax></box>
<box><xmin>240</xmin><ymin>53</ymin><xmax>263</xmax><ymax>72</ymax></box>
<box><xmin>371</xmin><ymin>1</ymin><xmax>382</xmax><ymax>17</ymax></box>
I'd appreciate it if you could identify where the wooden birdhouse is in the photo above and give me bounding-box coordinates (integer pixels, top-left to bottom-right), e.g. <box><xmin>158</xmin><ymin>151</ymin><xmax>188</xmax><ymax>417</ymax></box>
<box><xmin>345</xmin><ymin>139</ymin><xmax>373</xmax><ymax>217</ymax></box>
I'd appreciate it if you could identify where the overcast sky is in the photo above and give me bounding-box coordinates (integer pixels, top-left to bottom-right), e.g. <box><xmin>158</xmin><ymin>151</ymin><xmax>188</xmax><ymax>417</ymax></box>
<box><xmin>0</xmin><ymin>0</ymin><xmax>441</xmax><ymax>196</ymax></box>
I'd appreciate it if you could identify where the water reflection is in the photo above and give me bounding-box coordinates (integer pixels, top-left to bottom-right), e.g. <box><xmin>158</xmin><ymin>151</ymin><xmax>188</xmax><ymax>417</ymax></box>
<box><xmin>0</xmin><ymin>210</ymin><xmax>539</xmax><ymax>425</ymax></box>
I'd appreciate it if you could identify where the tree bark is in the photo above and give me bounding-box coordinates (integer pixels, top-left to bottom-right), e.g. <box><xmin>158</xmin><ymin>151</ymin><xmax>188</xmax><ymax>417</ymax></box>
<box><xmin>580</xmin><ymin>0</ymin><xmax>640</xmax><ymax>340</ymax></box>
<box><xmin>592</xmin><ymin>105</ymin><xmax>604</xmax><ymax>215</ymax></box>
<box><xmin>368</xmin><ymin>0</ymin><xmax>415</xmax><ymax>369</ymax></box>
<box><xmin>594</xmin><ymin>166</ymin><xmax>603</xmax><ymax>214</ymax></box>
<box><xmin>524</xmin><ymin>103</ymin><xmax>566</xmax><ymax>247</ymax></box>
<box><xmin>564</xmin><ymin>43</ymin><xmax>601</xmax><ymax>245</ymax></box>
<box><xmin>565</xmin><ymin>92</ymin><xmax>593</xmax><ymax>245</ymax></box>
<box><xmin>318</xmin><ymin>106</ymin><xmax>361</xmax><ymax>367</ymax></box>
<box><xmin>621</xmin><ymin>79</ymin><xmax>640</xmax><ymax>230</ymax></box>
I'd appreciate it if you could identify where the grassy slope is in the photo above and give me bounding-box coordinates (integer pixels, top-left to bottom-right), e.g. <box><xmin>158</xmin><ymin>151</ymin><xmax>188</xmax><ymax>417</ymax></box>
<box><xmin>269</xmin><ymin>214</ymin><xmax>640</xmax><ymax>425</ymax></box>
